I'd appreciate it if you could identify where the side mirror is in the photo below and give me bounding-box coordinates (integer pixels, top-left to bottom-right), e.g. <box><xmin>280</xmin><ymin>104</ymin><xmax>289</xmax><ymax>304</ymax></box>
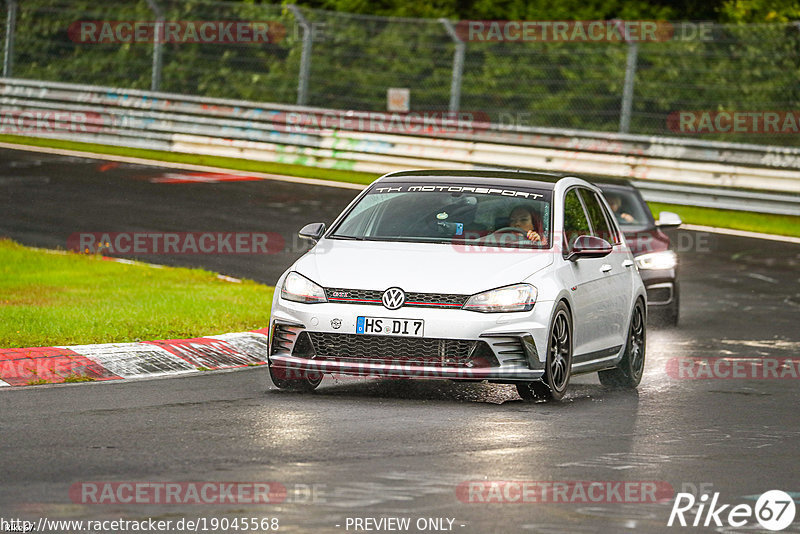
<box><xmin>566</xmin><ymin>235</ymin><xmax>613</xmax><ymax>261</ymax></box>
<box><xmin>656</xmin><ymin>211</ymin><xmax>682</xmax><ymax>229</ymax></box>
<box><xmin>298</xmin><ymin>222</ymin><xmax>326</xmax><ymax>242</ymax></box>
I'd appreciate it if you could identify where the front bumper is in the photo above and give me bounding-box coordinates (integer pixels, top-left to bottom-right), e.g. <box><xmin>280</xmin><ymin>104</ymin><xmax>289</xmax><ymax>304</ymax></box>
<box><xmin>268</xmin><ymin>299</ymin><xmax>552</xmax><ymax>382</ymax></box>
<box><xmin>270</xmin><ymin>354</ymin><xmax>545</xmax><ymax>381</ymax></box>
<box><xmin>638</xmin><ymin>268</ymin><xmax>678</xmax><ymax>307</ymax></box>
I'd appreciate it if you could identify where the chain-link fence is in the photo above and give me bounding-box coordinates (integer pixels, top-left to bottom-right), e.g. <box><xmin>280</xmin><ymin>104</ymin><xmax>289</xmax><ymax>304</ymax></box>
<box><xmin>2</xmin><ymin>0</ymin><xmax>799</xmax><ymax>146</ymax></box>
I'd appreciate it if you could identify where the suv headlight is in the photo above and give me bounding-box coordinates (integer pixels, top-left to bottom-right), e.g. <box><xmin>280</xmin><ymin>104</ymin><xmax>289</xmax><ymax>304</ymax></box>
<box><xmin>463</xmin><ymin>283</ymin><xmax>537</xmax><ymax>313</ymax></box>
<box><xmin>281</xmin><ymin>272</ymin><xmax>327</xmax><ymax>304</ymax></box>
<box><xmin>635</xmin><ymin>250</ymin><xmax>677</xmax><ymax>270</ymax></box>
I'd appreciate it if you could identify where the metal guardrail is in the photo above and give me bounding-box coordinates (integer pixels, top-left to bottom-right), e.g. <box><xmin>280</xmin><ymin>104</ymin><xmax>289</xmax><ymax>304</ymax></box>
<box><xmin>1</xmin><ymin>78</ymin><xmax>799</xmax><ymax>215</ymax></box>
<box><xmin>629</xmin><ymin>181</ymin><xmax>800</xmax><ymax>216</ymax></box>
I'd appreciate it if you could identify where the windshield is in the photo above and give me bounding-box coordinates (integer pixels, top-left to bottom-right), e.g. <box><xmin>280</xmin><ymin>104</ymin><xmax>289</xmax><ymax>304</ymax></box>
<box><xmin>330</xmin><ymin>183</ymin><xmax>552</xmax><ymax>248</ymax></box>
<box><xmin>598</xmin><ymin>187</ymin><xmax>654</xmax><ymax>229</ymax></box>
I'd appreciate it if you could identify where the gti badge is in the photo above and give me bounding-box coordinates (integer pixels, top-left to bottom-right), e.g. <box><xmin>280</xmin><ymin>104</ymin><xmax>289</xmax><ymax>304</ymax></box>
<box><xmin>330</xmin><ymin>318</ymin><xmax>342</xmax><ymax>329</ymax></box>
<box><xmin>382</xmin><ymin>287</ymin><xmax>405</xmax><ymax>310</ymax></box>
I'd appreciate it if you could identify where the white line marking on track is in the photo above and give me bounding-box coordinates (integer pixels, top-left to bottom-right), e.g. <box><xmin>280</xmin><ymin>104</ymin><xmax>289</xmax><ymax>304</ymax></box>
<box><xmin>747</xmin><ymin>273</ymin><xmax>779</xmax><ymax>284</ymax></box>
<box><xmin>681</xmin><ymin>223</ymin><xmax>800</xmax><ymax>244</ymax></box>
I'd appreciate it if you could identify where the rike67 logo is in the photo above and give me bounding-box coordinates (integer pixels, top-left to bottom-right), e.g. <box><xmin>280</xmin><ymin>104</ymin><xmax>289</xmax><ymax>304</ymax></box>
<box><xmin>668</xmin><ymin>490</ymin><xmax>796</xmax><ymax>531</ymax></box>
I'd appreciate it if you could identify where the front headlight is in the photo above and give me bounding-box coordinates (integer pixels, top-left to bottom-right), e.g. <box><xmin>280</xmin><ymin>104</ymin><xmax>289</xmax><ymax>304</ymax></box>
<box><xmin>280</xmin><ymin>272</ymin><xmax>327</xmax><ymax>304</ymax></box>
<box><xmin>463</xmin><ymin>283</ymin><xmax>537</xmax><ymax>313</ymax></box>
<box><xmin>635</xmin><ymin>250</ymin><xmax>677</xmax><ymax>270</ymax></box>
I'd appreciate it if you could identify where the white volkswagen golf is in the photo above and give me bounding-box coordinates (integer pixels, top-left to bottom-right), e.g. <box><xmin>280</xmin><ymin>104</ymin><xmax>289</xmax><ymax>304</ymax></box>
<box><xmin>268</xmin><ymin>170</ymin><xmax>647</xmax><ymax>400</ymax></box>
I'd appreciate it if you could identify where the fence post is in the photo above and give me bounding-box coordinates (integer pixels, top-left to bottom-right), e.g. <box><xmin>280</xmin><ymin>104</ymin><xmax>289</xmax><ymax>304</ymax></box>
<box><xmin>439</xmin><ymin>18</ymin><xmax>464</xmax><ymax>113</ymax></box>
<box><xmin>3</xmin><ymin>0</ymin><xmax>17</xmax><ymax>77</ymax></box>
<box><xmin>288</xmin><ymin>4</ymin><xmax>312</xmax><ymax>106</ymax></box>
<box><xmin>146</xmin><ymin>0</ymin><xmax>164</xmax><ymax>91</ymax></box>
<box><xmin>619</xmin><ymin>40</ymin><xmax>638</xmax><ymax>134</ymax></box>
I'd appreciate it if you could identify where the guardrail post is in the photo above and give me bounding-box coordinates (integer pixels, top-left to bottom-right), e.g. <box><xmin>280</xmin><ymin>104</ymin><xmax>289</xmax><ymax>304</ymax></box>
<box><xmin>3</xmin><ymin>0</ymin><xmax>17</xmax><ymax>77</ymax></box>
<box><xmin>619</xmin><ymin>40</ymin><xmax>638</xmax><ymax>134</ymax></box>
<box><xmin>288</xmin><ymin>4</ymin><xmax>312</xmax><ymax>106</ymax></box>
<box><xmin>146</xmin><ymin>0</ymin><xmax>164</xmax><ymax>91</ymax></box>
<box><xmin>439</xmin><ymin>18</ymin><xmax>465</xmax><ymax>113</ymax></box>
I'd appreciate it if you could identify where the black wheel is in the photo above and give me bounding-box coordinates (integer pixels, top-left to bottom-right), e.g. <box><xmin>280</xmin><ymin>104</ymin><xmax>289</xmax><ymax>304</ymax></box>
<box><xmin>516</xmin><ymin>302</ymin><xmax>572</xmax><ymax>401</ymax></box>
<box><xmin>599</xmin><ymin>300</ymin><xmax>646</xmax><ymax>388</ymax></box>
<box><xmin>269</xmin><ymin>363</ymin><xmax>322</xmax><ymax>392</ymax></box>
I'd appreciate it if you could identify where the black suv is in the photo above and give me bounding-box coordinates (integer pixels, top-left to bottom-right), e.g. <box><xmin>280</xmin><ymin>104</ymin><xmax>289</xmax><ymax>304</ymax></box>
<box><xmin>595</xmin><ymin>180</ymin><xmax>682</xmax><ymax>326</ymax></box>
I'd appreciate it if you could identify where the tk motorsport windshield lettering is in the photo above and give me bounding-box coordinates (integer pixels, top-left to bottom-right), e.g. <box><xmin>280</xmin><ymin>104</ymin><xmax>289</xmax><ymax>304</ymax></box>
<box><xmin>373</xmin><ymin>185</ymin><xmax>543</xmax><ymax>198</ymax></box>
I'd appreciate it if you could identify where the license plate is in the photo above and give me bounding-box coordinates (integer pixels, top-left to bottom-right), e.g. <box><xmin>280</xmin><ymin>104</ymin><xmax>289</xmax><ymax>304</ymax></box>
<box><xmin>356</xmin><ymin>316</ymin><xmax>424</xmax><ymax>337</ymax></box>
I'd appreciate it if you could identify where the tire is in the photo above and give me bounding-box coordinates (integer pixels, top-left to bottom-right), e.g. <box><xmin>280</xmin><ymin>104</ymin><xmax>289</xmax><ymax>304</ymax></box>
<box><xmin>269</xmin><ymin>363</ymin><xmax>322</xmax><ymax>392</ymax></box>
<box><xmin>665</xmin><ymin>283</ymin><xmax>680</xmax><ymax>326</ymax></box>
<box><xmin>599</xmin><ymin>300</ymin><xmax>646</xmax><ymax>389</ymax></box>
<box><xmin>516</xmin><ymin>302</ymin><xmax>572</xmax><ymax>401</ymax></box>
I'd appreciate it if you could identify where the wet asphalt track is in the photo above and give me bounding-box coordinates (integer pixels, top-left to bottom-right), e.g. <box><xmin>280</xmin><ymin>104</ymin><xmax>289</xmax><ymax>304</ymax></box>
<box><xmin>1</xmin><ymin>147</ymin><xmax>799</xmax><ymax>533</ymax></box>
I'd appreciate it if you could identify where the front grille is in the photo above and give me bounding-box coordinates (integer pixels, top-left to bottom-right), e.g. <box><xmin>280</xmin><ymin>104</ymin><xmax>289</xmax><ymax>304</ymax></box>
<box><xmin>296</xmin><ymin>332</ymin><xmax>496</xmax><ymax>368</ymax></box>
<box><xmin>405</xmin><ymin>292</ymin><xmax>468</xmax><ymax>307</ymax></box>
<box><xmin>325</xmin><ymin>287</ymin><xmax>468</xmax><ymax>309</ymax></box>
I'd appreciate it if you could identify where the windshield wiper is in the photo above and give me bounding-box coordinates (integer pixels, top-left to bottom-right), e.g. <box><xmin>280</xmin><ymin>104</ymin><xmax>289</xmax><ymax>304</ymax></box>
<box><xmin>330</xmin><ymin>235</ymin><xmax>365</xmax><ymax>241</ymax></box>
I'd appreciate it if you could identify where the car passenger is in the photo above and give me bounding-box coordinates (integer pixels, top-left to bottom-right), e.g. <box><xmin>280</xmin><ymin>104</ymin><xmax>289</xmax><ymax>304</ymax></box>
<box><xmin>606</xmin><ymin>193</ymin><xmax>636</xmax><ymax>223</ymax></box>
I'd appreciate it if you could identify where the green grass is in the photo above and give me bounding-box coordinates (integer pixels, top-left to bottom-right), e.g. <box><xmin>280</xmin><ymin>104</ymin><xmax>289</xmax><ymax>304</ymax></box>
<box><xmin>2</xmin><ymin>134</ymin><xmax>797</xmax><ymax>237</ymax></box>
<box><xmin>26</xmin><ymin>378</ymin><xmax>50</xmax><ymax>386</ymax></box>
<box><xmin>0</xmin><ymin>134</ymin><xmax>379</xmax><ymax>186</ymax></box>
<box><xmin>62</xmin><ymin>374</ymin><xmax>96</xmax><ymax>383</ymax></box>
<box><xmin>0</xmin><ymin>239</ymin><xmax>274</xmax><ymax>348</ymax></box>
<box><xmin>648</xmin><ymin>202</ymin><xmax>800</xmax><ymax>238</ymax></box>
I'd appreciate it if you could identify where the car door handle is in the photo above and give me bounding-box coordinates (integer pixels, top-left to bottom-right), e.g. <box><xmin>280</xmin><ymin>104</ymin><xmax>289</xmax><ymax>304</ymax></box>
<box><xmin>600</xmin><ymin>264</ymin><xmax>613</xmax><ymax>273</ymax></box>
<box><xmin>622</xmin><ymin>259</ymin><xmax>634</xmax><ymax>267</ymax></box>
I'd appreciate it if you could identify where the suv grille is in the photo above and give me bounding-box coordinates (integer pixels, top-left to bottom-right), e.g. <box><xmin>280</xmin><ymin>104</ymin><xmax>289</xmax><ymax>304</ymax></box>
<box><xmin>296</xmin><ymin>332</ymin><xmax>496</xmax><ymax>368</ymax></box>
<box><xmin>325</xmin><ymin>288</ymin><xmax>468</xmax><ymax>309</ymax></box>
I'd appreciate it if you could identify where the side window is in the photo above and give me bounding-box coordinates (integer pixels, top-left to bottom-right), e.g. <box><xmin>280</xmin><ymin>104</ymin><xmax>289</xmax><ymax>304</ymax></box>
<box><xmin>596</xmin><ymin>193</ymin><xmax>622</xmax><ymax>245</ymax></box>
<box><xmin>563</xmin><ymin>189</ymin><xmax>591</xmax><ymax>250</ymax></box>
<box><xmin>579</xmin><ymin>189</ymin><xmax>618</xmax><ymax>245</ymax></box>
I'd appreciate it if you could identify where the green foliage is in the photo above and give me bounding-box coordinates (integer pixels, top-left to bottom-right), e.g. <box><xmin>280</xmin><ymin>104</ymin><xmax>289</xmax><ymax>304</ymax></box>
<box><xmin>297</xmin><ymin>0</ymin><xmax>727</xmax><ymax>20</ymax></box>
<box><xmin>719</xmin><ymin>0</ymin><xmax>800</xmax><ymax>22</ymax></box>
